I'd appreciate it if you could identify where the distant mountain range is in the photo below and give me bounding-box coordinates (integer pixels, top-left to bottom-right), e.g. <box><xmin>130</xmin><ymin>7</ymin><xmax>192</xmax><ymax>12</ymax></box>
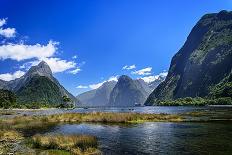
<box><xmin>0</xmin><ymin>61</ymin><xmax>80</xmax><ymax>106</ymax></box>
<box><xmin>146</xmin><ymin>10</ymin><xmax>232</xmax><ymax>105</ymax></box>
<box><xmin>77</xmin><ymin>74</ymin><xmax>165</xmax><ymax>107</ymax></box>
<box><xmin>77</xmin><ymin>81</ymin><xmax>117</xmax><ymax>107</ymax></box>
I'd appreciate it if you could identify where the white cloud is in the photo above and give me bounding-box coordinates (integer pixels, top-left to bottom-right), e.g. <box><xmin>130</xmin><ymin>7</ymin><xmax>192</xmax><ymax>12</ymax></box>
<box><xmin>43</xmin><ymin>57</ymin><xmax>76</xmax><ymax>73</ymax></box>
<box><xmin>76</xmin><ymin>85</ymin><xmax>88</xmax><ymax>89</ymax></box>
<box><xmin>132</xmin><ymin>67</ymin><xmax>152</xmax><ymax>76</ymax></box>
<box><xmin>0</xmin><ymin>70</ymin><xmax>25</xmax><ymax>81</ymax></box>
<box><xmin>140</xmin><ymin>76</ymin><xmax>157</xmax><ymax>83</ymax></box>
<box><xmin>122</xmin><ymin>65</ymin><xmax>136</xmax><ymax>70</ymax></box>
<box><xmin>69</xmin><ymin>67</ymin><xmax>81</xmax><ymax>74</ymax></box>
<box><xmin>108</xmin><ymin>76</ymin><xmax>118</xmax><ymax>82</ymax></box>
<box><xmin>72</xmin><ymin>55</ymin><xmax>78</xmax><ymax>59</ymax></box>
<box><xmin>0</xmin><ymin>27</ymin><xmax>16</xmax><ymax>38</ymax></box>
<box><xmin>88</xmin><ymin>75</ymin><xmax>118</xmax><ymax>89</ymax></box>
<box><xmin>0</xmin><ymin>18</ymin><xmax>16</xmax><ymax>38</ymax></box>
<box><xmin>0</xmin><ymin>41</ymin><xmax>58</xmax><ymax>61</ymax></box>
<box><xmin>140</xmin><ymin>71</ymin><xmax>168</xmax><ymax>83</ymax></box>
<box><xmin>27</xmin><ymin>57</ymin><xmax>78</xmax><ymax>73</ymax></box>
<box><xmin>0</xmin><ymin>18</ymin><xmax>83</xmax><ymax>75</ymax></box>
<box><xmin>0</xmin><ymin>18</ymin><xmax>6</xmax><ymax>27</ymax></box>
<box><xmin>89</xmin><ymin>82</ymin><xmax>104</xmax><ymax>89</ymax></box>
<box><xmin>159</xmin><ymin>71</ymin><xmax>168</xmax><ymax>77</ymax></box>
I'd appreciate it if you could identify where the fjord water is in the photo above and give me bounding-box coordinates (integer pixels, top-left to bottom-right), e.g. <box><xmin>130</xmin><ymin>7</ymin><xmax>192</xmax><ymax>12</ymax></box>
<box><xmin>11</xmin><ymin>106</ymin><xmax>232</xmax><ymax>116</ymax></box>
<box><xmin>47</xmin><ymin>122</ymin><xmax>232</xmax><ymax>154</ymax></box>
<box><xmin>27</xmin><ymin>106</ymin><xmax>232</xmax><ymax>155</ymax></box>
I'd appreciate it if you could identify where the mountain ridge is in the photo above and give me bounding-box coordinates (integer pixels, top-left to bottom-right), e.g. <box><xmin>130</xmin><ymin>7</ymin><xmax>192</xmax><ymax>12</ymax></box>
<box><xmin>0</xmin><ymin>61</ymin><xmax>80</xmax><ymax>106</ymax></box>
<box><xmin>146</xmin><ymin>10</ymin><xmax>232</xmax><ymax>105</ymax></box>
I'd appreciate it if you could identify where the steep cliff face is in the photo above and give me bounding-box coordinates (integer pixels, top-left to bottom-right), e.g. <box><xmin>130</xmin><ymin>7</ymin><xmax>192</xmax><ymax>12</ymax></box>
<box><xmin>108</xmin><ymin>75</ymin><xmax>146</xmax><ymax>106</ymax></box>
<box><xmin>146</xmin><ymin>10</ymin><xmax>232</xmax><ymax>105</ymax></box>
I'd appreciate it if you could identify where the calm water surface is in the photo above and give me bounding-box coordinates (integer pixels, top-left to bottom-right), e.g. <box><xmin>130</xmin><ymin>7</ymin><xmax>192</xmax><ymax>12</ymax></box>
<box><xmin>8</xmin><ymin>105</ymin><xmax>232</xmax><ymax>116</ymax></box>
<box><xmin>47</xmin><ymin>122</ymin><xmax>232</xmax><ymax>155</ymax></box>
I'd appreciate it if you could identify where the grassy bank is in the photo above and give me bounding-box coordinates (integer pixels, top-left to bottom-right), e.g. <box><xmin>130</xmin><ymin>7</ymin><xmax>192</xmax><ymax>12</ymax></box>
<box><xmin>46</xmin><ymin>112</ymin><xmax>183</xmax><ymax>123</ymax></box>
<box><xmin>0</xmin><ymin>112</ymin><xmax>183</xmax><ymax>126</ymax></box>
<box><xmin>29</xmin><ymin>134</ymin><xmax>99</xmax><ymax>154</ymax></box>
<box><xmin>0</xmin><ymin>129</ymin><xmax>100</xmax><ymax>155</ymax></box>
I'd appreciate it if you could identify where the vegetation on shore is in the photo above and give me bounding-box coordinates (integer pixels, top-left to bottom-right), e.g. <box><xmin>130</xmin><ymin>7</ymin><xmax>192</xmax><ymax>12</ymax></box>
<box><xmin>153</xmin><ymin>97</ymin><xmax>232</xmax><ymax>106</ymax></box>
<box><xmin>29</xmin><ymin>134</ymin><xmax>99</xmax><ymax>154</ymax></box>
<box><xmin>3</xmin><ymin>112</ymin><xmax>182</xmax><ymax>125</ymax></box>
<box><xmin>45</xmin><ymin>112</ymin><xmax>183</xmax><ymax>123</ymax></box>
<box><xmin>0</xmin><ymin>88</ymin><xmax>75</xmax><ymax>109</ymax></box>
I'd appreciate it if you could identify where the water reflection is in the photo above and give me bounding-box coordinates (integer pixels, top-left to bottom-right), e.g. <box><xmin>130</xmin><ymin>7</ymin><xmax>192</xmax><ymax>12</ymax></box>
<box><xmin>46</xmin><ymin>122</ymin><xmax>232</xmax><ymax>154</ymax></box>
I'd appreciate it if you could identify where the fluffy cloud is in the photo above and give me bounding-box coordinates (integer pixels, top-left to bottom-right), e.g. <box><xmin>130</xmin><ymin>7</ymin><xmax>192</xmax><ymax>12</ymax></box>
<box><xmin>72</xmin><ymin>55</ymin><xmax>78</xmax><ymax>59</ymax></box>
<box><xmin>140</xmin><ymin>76</ymin><xmax>157</xmax><ymax>83</ymax></box>
<box><xmin>0</xmin><ymin>27</ymin><xmax>16</xmax><ymax>38</ymax></box>
<box><xmin>140</xmin><ymin>71</ymin><xmax>168</xmax><ymax>83</ymax></box>
<box><xmin>0</xmin><ymin>18</ymin><xmax>16</xmax><ymax>38</ymax></box>
<box><xmin>122</xmin><ymin>65</ymin><xmax>136</xmax><ymax>70</ymax></box>
<box><xmin>0</xmin><ymin>19</ymin><xmax>6</xmax><ymax>27</ymax></box>
<box><xmin>0</xmin><ymin>70</ymin><xmax>25</xmax><ymax>81</ymax></box>
<box><xmin>76</xmin><ymin>85</ymin><xmax>88</xmax><ymax>89</ymax></box>
<box><xmin>159</xmin><ymin>71</ymin><xmax>168</xmax><ymax>77</ymax></box>
<box><xmin>42</xmin><ymin>57</ymin><xmax>77</xmax><ymax>73</ymax></box>
<box><xmin>25</xmin><ymin>57</ymin><xmax>78</xmax><ymax>73</ymax></box>
<box><xmin>69</xmin><ymin>67</ymin><xmax>81</xmax><ymax>74</ymax></box>
<box><xmin>0</xmin><ymin>18</ymin><xmax>83</xmax><ymax>75</ymax></box>
<box><xmin>89</xmin><ymin>82</ymin><xmax>104</xmax><ymax>89</ymax></box>
<box><xmin>0</xmin><ymin>41</ymin><xmax>58</xmax><ymax>61</ymax></box>
<box><xmin>132</xmin><ymin>67</ymin><xmax>152</xmax><ymax>75</ymax></box>
<box><xmin>80</xmin><ymin>75</ymin><xmax>118</xmax><ymax>90</ymax></box>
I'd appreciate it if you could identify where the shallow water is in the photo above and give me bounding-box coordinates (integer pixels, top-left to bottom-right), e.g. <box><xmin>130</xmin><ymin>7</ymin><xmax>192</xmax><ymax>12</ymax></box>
<box><xmin>3</xmin><ymin>105</ymin><xmax>232</xmax><ymax>117</ymax></box>
<box><xmin>47</xmin><ymin>122</ymin><xmax>232</xmax><ymax>155</ymax></box>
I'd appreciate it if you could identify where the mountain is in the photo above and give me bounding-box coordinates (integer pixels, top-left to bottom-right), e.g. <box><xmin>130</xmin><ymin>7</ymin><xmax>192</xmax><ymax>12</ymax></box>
<box><xmin>77</xmin><ymin>81</ymin><xmax>116</xmax><ymax>106</ymax></box>
<box><xmin>0</xmin><ymin>61</ymin><xmax>80</xmax><ymax>106</ymax></box>
<box><xmin>108</xmin><ymin>75</ymin><xmax>147</xmax><ymax>106</ymax></box>
<box><xmin>77</xmin><ymin>74</ymin><xmax>166</xmax><ymax>107</ymax></box>
<box><xmin>0</xmin><ymin>80</ymin><xmax>7</xmax><ymax>89</ymax></box>
<box><xmin>134</xmin><ymin>79</ymin><xmax>152</xmax><ymax>98</ymax></box>
<box><xmin>146</xmin><ymin>10</ymin><xmax>232</xmax><ymax>105</ymax></box>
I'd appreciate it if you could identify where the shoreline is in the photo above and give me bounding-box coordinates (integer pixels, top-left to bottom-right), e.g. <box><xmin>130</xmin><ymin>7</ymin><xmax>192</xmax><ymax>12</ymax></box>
<box><xmin>1</xmin><ymin>104</ymin><xmax>232</xmax><ymax>111</ymax></box>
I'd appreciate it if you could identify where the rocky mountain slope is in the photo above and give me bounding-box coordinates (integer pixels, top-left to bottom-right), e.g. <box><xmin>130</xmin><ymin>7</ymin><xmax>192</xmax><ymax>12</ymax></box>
<box><xmin>77</xmin><ymin>74</ymin><xmax>166</xmax><ymax>106</ymax></box>
<box><xmin>77</xmin><ymin>81</ymin><xmax>117</xmax><ymax>106</ymax></box>
<box><xmin>146</xmin><ymin>10</ymin><xmax>232</xmax><ymax>105</ymax></box>
<box><xmin>108</xmin><ymin>75</ymin><xmax>147</xmax><ymax>106</ymax></box>
<box><xmin>0</xmin><ymin>61</ymin><xmax>80</xmax><ymax>105</ymax></box>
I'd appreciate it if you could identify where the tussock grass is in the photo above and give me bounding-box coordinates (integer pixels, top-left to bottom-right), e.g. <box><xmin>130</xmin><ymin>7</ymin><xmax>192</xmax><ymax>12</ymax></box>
<box><xmin>0</xmin><ymin>130</ymin><xmax>23</xmax><ymax>154</ymax></box>
<box><xmin>0</xmin><ymin>112</ymin><xmax>183</xmax><ymax>128</ymax></box>
<box><xmin>30</xmin><ymin>134</ymin><xmax>99</xmax><ymax>155</ymax></box>
<box><xmin>45</xmin><ymin>112</ymin><xmax>183</xmax><ymax>123</ymax></box>
<box><xmin>0</xmin><ymin>130</ymin><xmax>23</xmax><ymax>142</ymax></box>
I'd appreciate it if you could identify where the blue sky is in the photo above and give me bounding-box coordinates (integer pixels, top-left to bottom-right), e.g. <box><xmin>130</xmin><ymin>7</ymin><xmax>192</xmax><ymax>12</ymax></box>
<box><xmin>0</xmin><ymin>0</ymin><xmax>231</xmax><ymax>95</ymax></box>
